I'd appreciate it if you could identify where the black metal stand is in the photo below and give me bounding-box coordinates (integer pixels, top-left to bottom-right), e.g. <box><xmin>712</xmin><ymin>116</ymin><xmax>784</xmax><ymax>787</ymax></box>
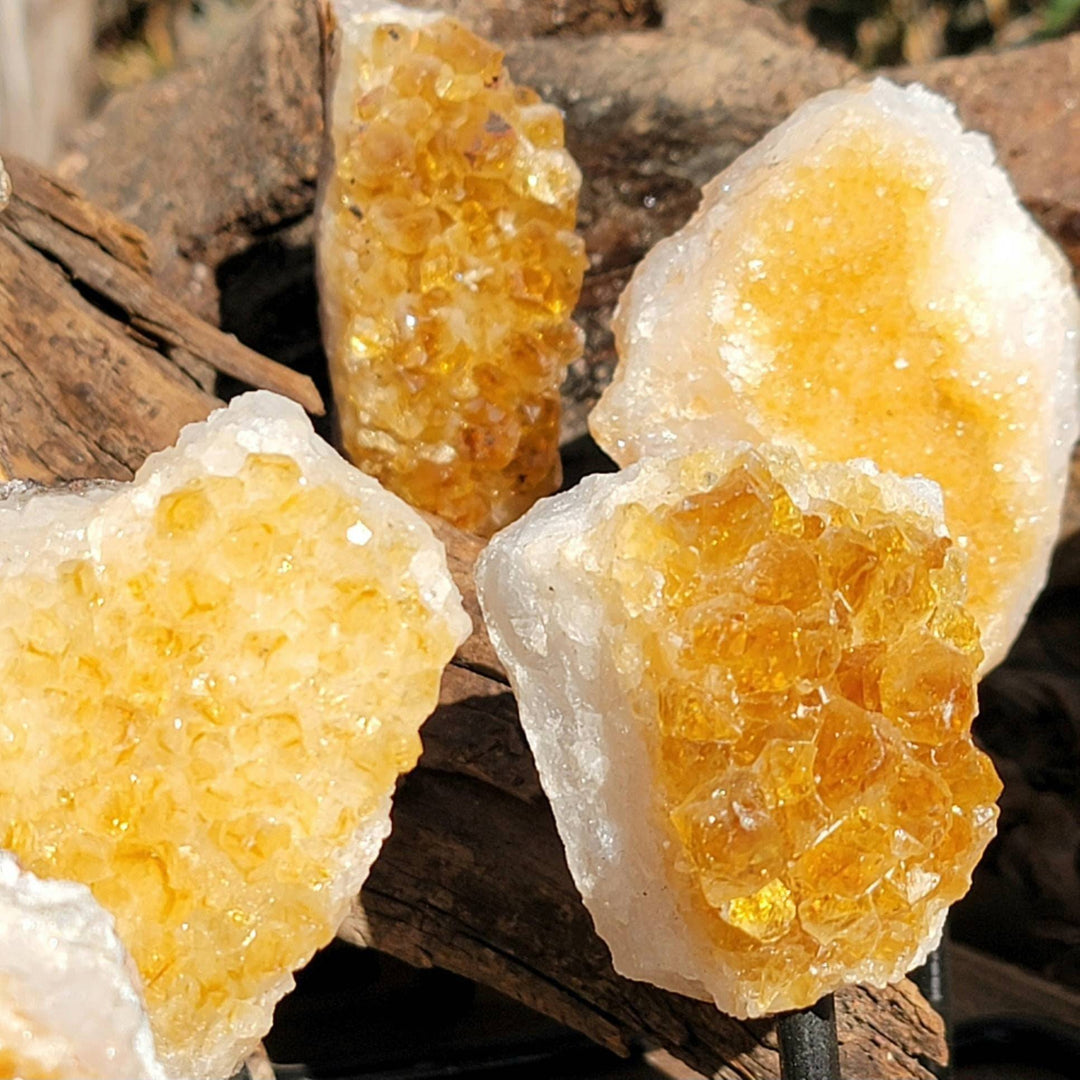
<box><xmin>777</xmin><ymin>994</ymin><xmax>841</xmax><ymax>1080</ymax></box>
<box><xmin>910</xmin><ymin>940</ymin><xmax>952</xmax><ymax>1080</ymax></box>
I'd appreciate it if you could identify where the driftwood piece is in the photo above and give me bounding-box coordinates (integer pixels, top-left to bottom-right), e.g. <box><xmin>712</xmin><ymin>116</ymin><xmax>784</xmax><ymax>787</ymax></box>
<box><xmin>0</xmin><ymin>155</ymin><xmax>322</xmax><ymax>482</ymax></box>
<box><xmin>1</xmin><ymin>157</ymin><xmax>322</xmax><ymax>418</ymax></box>
<box><xmin>0</xmin><ymin>153</ymin><xmax>218</xmax><ymax>481</ymax></box>
<box><xmin>950</xmin><ymin>941</ymin><xmax>1080</xmax><ymax>1030</ymax></box>
<box><xmin>0</xmin><ymin>157</ymin><xmax>946</xmax><ymax>1078</ymax></box>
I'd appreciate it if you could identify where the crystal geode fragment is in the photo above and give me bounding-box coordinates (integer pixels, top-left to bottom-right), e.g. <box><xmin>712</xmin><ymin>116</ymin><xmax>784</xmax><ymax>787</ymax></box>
<box><xmin>477</xmin><ymin>447</ymin><xmax>1000</xmax><ymax>1016</ymax></box>
<box><xmin>0</xmin><ymin>392</ymin><xmax>470</xmax><ymax>1079</ymax></box>
<box><xmin>318</xmin><ymin>0</ymin><xmax>587</xmax><ymax>537</ymax></box>
<box><xmin>0</xmin><ymin>852</ymin><xmax>163</xmax><ymax>1080</ymax></box>
<box><xmin>590</xmin><ymin>79</ymin><xmax>1080</xmax><ymax>669</ymax></box>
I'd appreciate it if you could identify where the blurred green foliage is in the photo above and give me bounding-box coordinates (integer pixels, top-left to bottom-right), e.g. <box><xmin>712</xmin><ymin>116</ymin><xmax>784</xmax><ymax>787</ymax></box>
<box><xmin>764</xmin><ymin>0</ymin><xmax>1078</xmax><ymax>66</ymax></box>
<box><xmin>1041</xmin><ymin>0</ymin><xmax>1080</xmax><ymax>35</ymax></box>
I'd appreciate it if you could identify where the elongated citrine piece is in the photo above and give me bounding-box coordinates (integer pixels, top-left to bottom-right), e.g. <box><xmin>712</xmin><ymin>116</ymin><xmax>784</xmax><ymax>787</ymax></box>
<box><xmin>319</xmin><ymin>4</ymin><xmax>587</xmax><ymax>536</ymax></box>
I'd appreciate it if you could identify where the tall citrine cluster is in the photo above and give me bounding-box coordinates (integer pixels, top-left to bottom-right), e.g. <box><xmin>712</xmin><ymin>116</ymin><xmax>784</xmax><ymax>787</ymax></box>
<box><xmin>0</xmin><ymin>394</ymin><xmax>469</xmax><ymax>1079</ymax></box>
<box><xmin>319</xmin><ymin>5</ymin><xmax>586</xmax><ymax>536</ymax></box>
<box><xmin>597</xmin><ymin>452</ymin><xmax>999</xmax><ymax>1013</ymax></box>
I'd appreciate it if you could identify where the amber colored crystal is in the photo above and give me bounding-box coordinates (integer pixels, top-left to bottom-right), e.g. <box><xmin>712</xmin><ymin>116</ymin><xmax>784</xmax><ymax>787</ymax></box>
<box><xmin>320</xmin><ymin>14</ymin><xmax>587</xmax><ymax>535</ymax></box>
<box><xmin>0</xmin><ymin>450</ymin><xmax>464</xmax><ymax>1078</ymax></box>
<box><xmin>718</xmin><ymin>133</ymin><xmax>1024</xmax><ymax>652</ymax></box>
<box><xmin>598</xmin><ymin>452</ymin><xmax>1000</xmax><ymax>1010</ymax></box>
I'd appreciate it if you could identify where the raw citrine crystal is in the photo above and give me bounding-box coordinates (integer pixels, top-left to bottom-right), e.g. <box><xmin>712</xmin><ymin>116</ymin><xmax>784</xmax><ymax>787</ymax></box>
<box><xmin>0</xmin><ymin>393</ymin><xmax>470</xmax><ymax>1079</ymax></box>
<box><xmin>477</xmin><ymin>446</ymin><xmax>1000</xmax><ymax>1016</ymax></box>
<box><xmin>590</xmin><ymin>79</ymin><xmax>1080</xmax><ymax>669</ymax></box>
<box><xmin>0</xmin><ymin>852</ymin><xmax>164</xmax><ymax>1080</ymax></box>
<box><xmin>318</xmin><ymin>1</ymin><xmax>587</xmax><ymax>536</ymax></box>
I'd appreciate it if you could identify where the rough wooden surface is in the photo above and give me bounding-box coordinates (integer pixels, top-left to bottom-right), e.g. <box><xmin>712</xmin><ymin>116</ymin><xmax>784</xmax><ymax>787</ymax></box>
<box><xmin>950</xmin><ymin>942</ymin><xmax>1080</xmax><ymax>1029</ymax></box>
<box><xmin>0</xmin><ymin>156</ymin><xmax>321</xmax><ymax>485</ymax></box>
<box><xmin>0</xmin><ymin>153</ymin><xmax>216</xmax><ymax>482</ymax></box>
<box><xmin>0</xmin><ymin>154</ymin><xmax>946</xmax><ymax>1080</ymax></box>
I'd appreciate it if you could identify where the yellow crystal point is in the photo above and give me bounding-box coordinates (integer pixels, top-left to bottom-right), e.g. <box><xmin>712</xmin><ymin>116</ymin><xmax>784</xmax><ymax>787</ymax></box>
<box><xmin>0</xmin><ymin>393</ymin><xmax>470</xmax><ymax>1079</ymax></box>
<box><xmin>477</xmin><ymin>446</ymin><xmax>1000</xmax><ymax>1017</ymax></box>
<box><xmin>591</xmin><ymin>79</ymin><xmax>1080</xmax><ymax>669</ymax></box>
<box><xmin>318</xmin><ymin>1</ymin><xmax>587</xmax><ymax>537</ymax></box>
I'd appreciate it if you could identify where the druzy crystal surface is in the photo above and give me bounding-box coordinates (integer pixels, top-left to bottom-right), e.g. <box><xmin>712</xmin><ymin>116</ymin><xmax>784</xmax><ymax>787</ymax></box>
<box><xmin>590</xmin><ymin>79</ymin><xmax>1080</xmax><ymax>669</ymax></box>
<box><xmin>477</xmin><ymin>447</ymin><xmax>1000</xmax><ymax>1016</ymax></box>
<box><xmin>318</xmin><ymin>1</ymin><xmax>587</xmax><ymax>536</ymax></box>
<box><xmin>0</xmin><ymin>853</ymin><xmax>163</xmax><ymax>1080</ymax></box>
<box><xmin>0</xmin><ymin>392</ymin><xmax>470</xmax><ymax>1079</ymax></box>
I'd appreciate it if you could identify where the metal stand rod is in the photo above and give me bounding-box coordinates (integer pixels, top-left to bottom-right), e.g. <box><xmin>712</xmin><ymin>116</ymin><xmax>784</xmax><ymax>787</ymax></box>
<box><xmin>777</xmin><ymin>994</ymin><xmax>841</xmax><ymax>1080</ymax></box>
<box><xmin>910</xmin><ymin>939</ymin><xmax>952</xmax><ymax>1080</ymax></box>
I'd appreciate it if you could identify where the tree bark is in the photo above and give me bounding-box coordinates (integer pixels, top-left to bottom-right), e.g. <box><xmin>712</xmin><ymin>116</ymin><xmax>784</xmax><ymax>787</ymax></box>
<box><xmin>0</xmin><ymin>152</ymin><xmax>946</xmax><ymax>1079</ymax></box>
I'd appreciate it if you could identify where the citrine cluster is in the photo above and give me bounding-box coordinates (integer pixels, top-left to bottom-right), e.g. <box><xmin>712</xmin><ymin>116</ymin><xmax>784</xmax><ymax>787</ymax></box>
<box><xmin>319</xmin><ymin>11</ymin><xmax>586</xmax><ymax>536</ymax></box>
<box><xmin>594</xmin><ymin>451</ymin><xmax>1000</xmax><ymax>1012</ymax></box>
<box><xmin>478</xmin><ymin>447</ymin><xmax>1001</xmax><ymax>1016</ymax></box>
<box><xmin>0</xmin><ymin>395</ymin><xmax>468</xmax><ymax>1079</ymax></box>
<box><xmin>592</xmin><ymin>80</ymin><xmax>1080</xmax><ymax>668</ymax></box>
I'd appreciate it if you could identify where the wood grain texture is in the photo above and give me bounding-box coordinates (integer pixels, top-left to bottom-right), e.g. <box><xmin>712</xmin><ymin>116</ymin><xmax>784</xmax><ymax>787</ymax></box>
<box><xmin>0</xmin><ymin>156</ymin><xmax>218</xmax><ymax>482</ymax></box>
<box><xmin>2</xmin><ymin>157</ymin><xmax>323</xmax><ymax>416</ymax></box>
<box><xmin>950</xmin><ymin>942</ymin><xmax>1080</xmax><ymax>1030</ymax></box>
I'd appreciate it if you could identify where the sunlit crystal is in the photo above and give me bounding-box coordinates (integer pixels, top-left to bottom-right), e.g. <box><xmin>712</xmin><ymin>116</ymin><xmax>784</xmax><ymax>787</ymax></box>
<box><xmin>0</xmin><ymin>852</ymin><xmax>164</xmax><ymax>1080</ymax></box>
<box><xmin>477</xmin><ymin>446</ymin><xmax>1000</xmax><ymax>1017</ymax></box>
<box><xmin>590</xmin><ymin>79</ymin><xmax>1080</xmax><ymax>669</ymax></box>
<box><xmin>0</xmin><ymin>392</ymin><xmax>470</xmax><ymax>1079</ymax></box>
<box><xmin>318</xmin><ymin>1</ymin><xmax>587</xmax><ymax>536</ymax></box>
